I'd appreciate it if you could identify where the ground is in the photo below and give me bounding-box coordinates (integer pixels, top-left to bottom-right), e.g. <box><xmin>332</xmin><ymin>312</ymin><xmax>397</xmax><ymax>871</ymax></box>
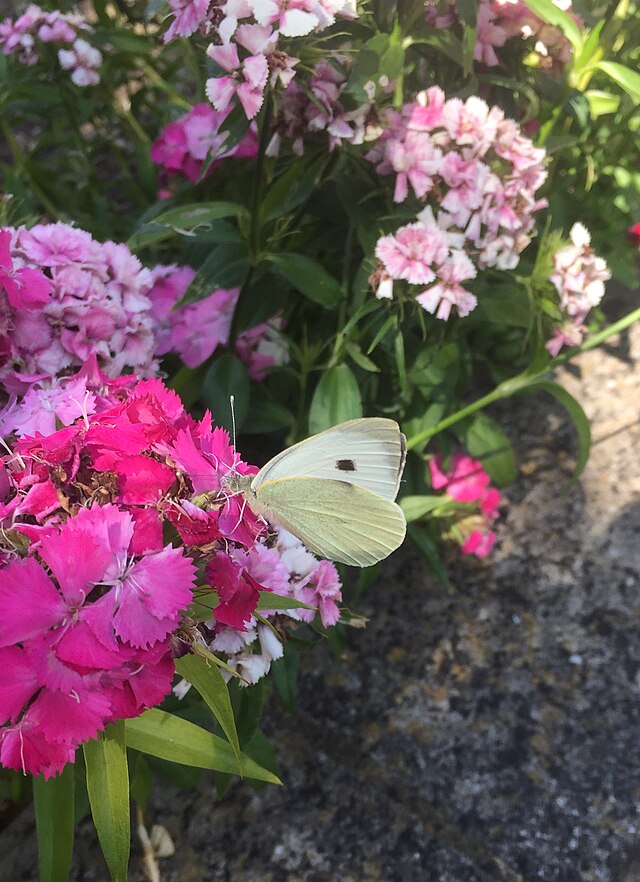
<box><xmin>2</xmin><ymin>317</ymin><xmax>640</xmax><ymax>882</ymax></box>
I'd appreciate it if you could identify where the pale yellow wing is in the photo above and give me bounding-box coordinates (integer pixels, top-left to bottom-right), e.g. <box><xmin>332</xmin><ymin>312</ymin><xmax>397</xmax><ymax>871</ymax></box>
<box><xmin>251</xmin><ymin>477</ymin><xmax>407</xmax><ymax>567</ymax></box>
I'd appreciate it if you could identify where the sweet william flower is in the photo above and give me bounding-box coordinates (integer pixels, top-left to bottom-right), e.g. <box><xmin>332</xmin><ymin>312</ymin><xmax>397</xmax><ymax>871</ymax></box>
<box><xmin>206</xmin><ymin>43</ymin><xmax>269</xmax><ymax>119</ymax></box>
<box><xmin>0</xmin><ymin>229</ymin><xmax>52</xmax><ymax>310</ymax></box>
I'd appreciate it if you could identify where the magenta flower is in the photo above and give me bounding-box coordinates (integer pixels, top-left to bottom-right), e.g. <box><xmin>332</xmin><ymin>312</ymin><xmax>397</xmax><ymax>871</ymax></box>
<box><xmin>0</xmin><ymin>229</ymin><xmax>52</xmax><ymax>310</ymax></box>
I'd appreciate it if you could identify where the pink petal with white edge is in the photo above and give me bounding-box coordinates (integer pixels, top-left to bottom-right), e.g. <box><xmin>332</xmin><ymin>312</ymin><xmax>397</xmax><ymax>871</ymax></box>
<box><xmin>207</xmin><ymin>42</ymin><xmax>240</xmax><ymax>71</ymax></box>
<box><xmin>237</xmin><ymin>83</ymin><xmax>265</xmax><ymax>119</ymax></box>
<box><xmin>0</xmin><ymin>558</ymin><xmax>66</xmax><ymax>648</ymax></box>
<box><xmin>206</xmin><ymin>76</ymin><xmax>237</xmax><ymax>113</ymax></box>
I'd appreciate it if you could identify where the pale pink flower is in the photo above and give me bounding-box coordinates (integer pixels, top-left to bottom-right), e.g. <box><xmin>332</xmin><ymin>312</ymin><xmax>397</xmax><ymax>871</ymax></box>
<box><xmin>164</xmin><ymin>0</ymin><xmax>211</xmax><ymax>41</ymax></box>
<box><xmin>206</xmin><ymin>42</ymin><xmax>269</xmax><ymax>118</ymax></box>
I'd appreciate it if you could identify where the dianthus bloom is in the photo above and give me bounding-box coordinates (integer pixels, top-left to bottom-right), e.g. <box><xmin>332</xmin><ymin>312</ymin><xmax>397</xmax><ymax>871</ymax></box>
<box><xmin>150</xmin><ymin>103</ymin><xmax>258</xmax><ymax>189</ymax></box>
<box><xmin>425</xmin><ymin>0</ymin><xmax>575</xmax><ymax>70</ymax></box>
<box><xmin>0</xmin><ymin>4</ymin><xmax>102</xmax><ymax>84</ymax></box>
<box><xmin>368</xmin><ymin>87</ymin><xmax>547</xmax><ymax>319</ymax></box>
<box><xmin>0</xmin><ymin>224</ymin><xmax>157</xmax><ymax>389</ymax></box>
<box><xmin>546</xmin><ymin>223</ymin><xmax>610</xmax><ymax>355</ymax></box>
<box><xmin>0</xmin><ymin>367</ymin><xmax>342</xmax><ymax>776</ymax></box>
<box><xmin>148</xmin><ymin>263</ymin><xmax>288</xmax><ymax>377</ymax></box>
<box><xmin>429</xmin><ymin>453</ymin><xmax>501</xmax><ymax>557</ymax></box>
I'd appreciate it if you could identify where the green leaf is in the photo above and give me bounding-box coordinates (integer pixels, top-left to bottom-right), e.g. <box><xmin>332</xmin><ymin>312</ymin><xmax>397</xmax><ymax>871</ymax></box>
<box><xmin>176</xmin><ymin>654</ymin><xmax>241</xmax><ymax>769</ymax></box>
<box><xmin>400</xmin><ymin>495</ymin><xmax>446</xmax><ymax>522</ymax></box>
<box><xmin>202</xmin><ymin>354</ymin><xmax>250</xmax><ymax>434</ymax></box>
<box><xmin>345</xmin><ymin>341</ymin><xmax>380</xmax><ymax>373</ymax></box>
<box><xmin>256</xmin><ymin>590</ymin><xmax>315</xmax><ymax>611</ymax></box>
<box><xmin>271</xmin><ymin>651</ymin><xmax>299</xmax><ymax>713</ymax></box>
<box><xmin>83</xmin><ymin>722</ymin><xmax>130</xmax><ymax>882</ymax></box>
<box><xmin>178</xmin><ymin>243</ymin><xmax>250</xmax><ymax>307</ymax></box>
<box><xmin>474</xmin><ymin>282</ymin><xmax>532</xmax><ymax>328</ymax></box>
<box><xmin>127</xmin><ymin>202</ymin><xmax>247</xmax><ymax>250</ymax></box>
<box><xmin>125</xmin><ymin>709</ymin><xmax>281</xmax><ymax>783</ymax></box>
<box><xmin>347</xmin><ymin>32</ymin><xmax>405</xmax><ymax>101</ymax></box>
<box><xmin>527</xmin><ymin>380</ymin><xmax>591</xmax><ymax>476</ymax></box>
<box><xmin>266</xmin><ymin>253</ymin><xmax>344</xmax><ymax>308</ymax></box>
<box><xmin>33</xmin><ymin>765</ymin><xmax>75</xmax><ymax>882</ymax></box>
<box><xmin>407</xmin><ymin>525</ymin><xmax>451</xmax><ymax>587</ymax></box>
<box><xmin>261</xmin><ymin>153</ymin><xmax>329</xmax><ymax>222</ymax></box>
<box><xmin>585</xmin><ymin>89</ymin><xmax>620</xmax><ymax>117</ymax></box>
<box><xmin>522</xmin><ymin>0</ymin><xmax>583</xmax><ymax>50</ymax></box>
<box><xmin>572</xmin><ymin>20</ymin><xmax>604</xmax><ymax>74</ymax></box>
<box><xmin>596</xmin><ymin>61</ymin><xmax>640</xmax><ymax>103</ymax></box>
<box><xmin>241</xmin><ymin>398</ymin><xmax>294</xmax><ymax>434</ymax></box>
<box><xmin>457</xmin><ymin>412</ymin><xmax>517</xmax><ymax>486</ymax></box>
<box><xmin>308</xmin><ymin>363</ymin><xmax>362</xmax><ymax>434</ymax></box>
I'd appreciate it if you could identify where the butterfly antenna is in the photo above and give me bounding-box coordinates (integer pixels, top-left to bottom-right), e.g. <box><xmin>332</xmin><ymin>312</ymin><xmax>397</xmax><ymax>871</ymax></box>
<box><xmin>230</xmin><ymin>395</ymin><xmax>237</xmax><ymax>453</ymax></box>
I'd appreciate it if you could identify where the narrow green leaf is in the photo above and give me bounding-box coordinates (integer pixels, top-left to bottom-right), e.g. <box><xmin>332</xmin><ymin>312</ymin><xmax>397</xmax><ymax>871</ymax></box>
<box><xmin>308</xmin><ymin>364</ymin><xmax>362</xmax><ymax>434</ymax></box>
<box><xmin>407</xmin><ymin>525</ymin><xmax>451</xmax><ymax>587</ymax></box>
<box><xmin>400</xmin><ymin>495</ymin><xmax>446</xmax><ymax>522</ymax></box>
<box><xmin>572</xmin><ymin>20</ymin><xmax>604</xmax><ymax>74</ymax></box>
<box><xmin>178</xmin><ymin>242</ymin><xmax>250</xmax><ymax>307</ymax></box>
<box><xmin>127</xmin><ymin>202</ymin><xmax>247</xmax><ymax>250</ymax></box>
<box><xmin>346</xmin><ymin>341</ymin><xmax>380</xmax><ymax>373</ymax></box>
<box><xmin>522</xmin><ymin>0</ymin><xmax>582</xmax><ymax>50</ymax></box>
<box><xmin>33</xmin><ymin>765</ymin><xmax>75</xmax><ymax>882</ymax></box>
<box><xmin>597</xmin><ymin>61</ymin><xmax>640</xmax><ymax>103</ymax></box>
<box><xmin>83</xmin><ymin>722</ymin><xmax>130</xmax><ymax>882</ymax></box>
<box><xmin>175</xmin><ymin>654</ymin><xmax>241</xmax><ymax>769</ymax></box>
<box><xmin>527</xmin><ymin>380</ymin><xmax>591</xmax><ymax>476</ymax></box>
<box><xmin>256</xmin><ymin>590</ymin><xmax>315</xmax><ymax>611</ymax></box>
<box><xmin>125</xmin><ymin>709</ymin><xmax>281</xmax><ymax>783</ymax></box>
<box><xmin>366</xmin><ymin>315</ymin><xmax>396</xmax><ymax>354</ymax></box>
<box><xmin>271</xmin><ymin>652</ymin><xmax>299</xmax><ymax>713</ymax></box>
<box><xmin>266</xmin><ymin>253</ymin><xmax>344</xmax><ymax>308</ymax></box>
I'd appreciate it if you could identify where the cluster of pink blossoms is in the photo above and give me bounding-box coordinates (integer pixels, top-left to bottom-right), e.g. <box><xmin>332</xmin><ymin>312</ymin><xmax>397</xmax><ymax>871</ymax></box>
<box><xmin>150</xmin><ymin>103</ymin><xmax>258</xmax><ymax>192</ymax></box>
<box><xmin>426</xmin><ymin>0</ymin><xmax>574</xmax><ymax>70</ymax></box>
<box><xmin>369</xmin><ymin>87</ymin><xmax>547</xmax><ymax>320</ymax></box>
<box><xmin>0</xmin><ymin>225</ymin><xmax>157</xmax><ymax>390</ymax></box>
<box><xmin>429</xmin><ymin>453</ymin><xmax>501</xmax><ymax>557</ymax></box>
<box><xmin>148</xmin><ymin>264</ymin><xmax>288</xmax><ymax>378</ymax></box>
<box><xmin>267</xmin><ymin>61</ymin><xmax>369</xmax><ymax>156</ymax></box>
<box><xmin>0</xmin><ymin>4</ymin><xmax>102</xmax><ymax>85</ymax></box>
<box><xmin>163</xmin><ymin>0</ymin><xmax>356</xmax><ymax>119</ymax></box>
<box><xmin>546</xmin><ymin>223</ymin><xmax>610</xmax><ymax>356</ymax></box>
<box><xmin>0</xmin><ymin>363</ymin><xmax>343</xmax><ymax>778</ymax></box>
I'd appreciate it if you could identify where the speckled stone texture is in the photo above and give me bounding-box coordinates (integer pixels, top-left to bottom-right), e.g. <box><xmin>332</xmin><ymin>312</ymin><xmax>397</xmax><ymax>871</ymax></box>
<box><xmin>2</xmin><ymin>322</ymin><xmax>640</xmax><ymax>882</ymax></box>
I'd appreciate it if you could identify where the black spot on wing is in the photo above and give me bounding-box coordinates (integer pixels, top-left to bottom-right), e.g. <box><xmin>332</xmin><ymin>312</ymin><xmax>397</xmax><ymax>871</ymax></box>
<box><xmin>336</xmin><ymin>459</ymin><xmax>357</xmax><ymax>472</ymax></box>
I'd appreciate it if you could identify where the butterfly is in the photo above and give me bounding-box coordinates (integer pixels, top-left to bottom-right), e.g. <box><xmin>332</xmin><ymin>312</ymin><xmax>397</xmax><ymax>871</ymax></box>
<box><xmin>225</xmin><ymin>417</ymin><xmax>407</xmax><ymax>567</ymax></box>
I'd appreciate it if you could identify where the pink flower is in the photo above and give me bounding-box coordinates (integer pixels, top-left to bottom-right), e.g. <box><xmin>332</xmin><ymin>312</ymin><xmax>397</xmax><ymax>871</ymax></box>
<box><xmin>205</xmin><ymin>552</ymin><xmax>262</xmax><ymax>630</ymax></box>
<box><xmin>58</xmin><ymin>37</ymin><xmax>102</xmax><ymax>86</ymax></box>
<box><xmin>474</xmin><ymin>2</ymin><xmax>508</xmax><ymax>66</ymax></box>
<box><xmin>416</xmin><ymin>250</ymin><xmax>477</xmax><ymax>320</ymax></box>
<box><xmin>164</xmin><ymin>0</ymin><xmax>211</xmax><ymax>41</ymax></box>
<box><xmin>206</xmin><ymin>43</ymin><xmax>269</xmax><ymax>119</ymax></box>
<box><xmin>0</xmin><ymin>229</ymin><xmax>52</xmax><ymax>309</ymax></box>
<box><xmin>376</xmin><ymin>224</ymin><xmax>440</xmax><ymax>286</ymax></box>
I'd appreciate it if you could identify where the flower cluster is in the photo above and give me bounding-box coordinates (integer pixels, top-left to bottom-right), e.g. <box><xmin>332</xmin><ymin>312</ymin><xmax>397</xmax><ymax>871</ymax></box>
<box><xmin>0</xmin><ymin>224</ymin><xmax>157</xmax><ymax>390</ymax></box>
<box><xmin>369</xmin><ymin>87</ymin><xmax>548</xmax><ymax>319</ymax></box>
<box><xmin>425</xmin><ymin>0</ymin><xmax>574</xmax><ymax>70</ymax></box>
<box><xmin>148</xmin><ymin>264</ymin><xmax>288</xmax><ymax>377</ymax></box>
<box><xmin>267</xmin><ymin>61</ymin><xmax>369</xmax><ymax>156</ymax></box>
<box><xmin>150</xmin><ymin>103</ymin><xmax>258</xmax><ymax>191</ymax></box>
<box><xmin>0</xmin><ymin>4</ymin><xmax>102</xmax><ymax>85</ymax></box>
<box><xmin>429</xmin><ymin>453</ymin><xmax>501</xmax><ymax>557</ymax></box>
<box><xmin>546</xmin><ymin>223</ymin><xmax>610</xmax><ymax>356</ymax></box>
<box><xmin>163</xmin><ymin>0</ymin><xmax>357</xmax><ymax>119</ymax></box>
<box><xmin>0</xmin><ymin>365</ymin><xmax>341</xmax><ymax>777</ymax></box>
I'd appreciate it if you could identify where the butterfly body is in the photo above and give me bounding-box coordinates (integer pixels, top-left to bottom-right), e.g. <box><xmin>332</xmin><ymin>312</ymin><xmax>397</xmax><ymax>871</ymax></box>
<box><xmin>226</xmin><ymin>418</ymin><xmax>407</xmax><ymax>567</ymax></box>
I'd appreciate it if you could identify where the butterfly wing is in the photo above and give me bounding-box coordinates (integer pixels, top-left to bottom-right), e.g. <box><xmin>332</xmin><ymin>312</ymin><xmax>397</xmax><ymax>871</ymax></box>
<box><xmin>252</xmin><ymin>418</ymin><xmax>407</xmax><ymax>501</ymax></box>
<box><xmin>252</xmin><ymin>477</ymin><xmax>407</xmax><ymax>567</ymax></box>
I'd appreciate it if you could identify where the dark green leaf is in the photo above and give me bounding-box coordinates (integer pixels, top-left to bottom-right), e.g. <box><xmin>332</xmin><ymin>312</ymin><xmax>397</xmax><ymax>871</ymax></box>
<box><xmin>597</xmin><ymin>61</ymin><xmax>640</xmax><ymax>103</ymax></box>
<box><xmin>33</xmin><ymin>764</ymin><xmax>75</xmax><ymax>882</ymax></box>
<box><xmin>178</xmin><ymin>243</ymin><xmax>250</xmax><ymax>307</ymax></box>
<box><xmin>346</xmin><ymin>341</ymin><xmax>380</xmax><ymax>372</ymax></box>
<box><xmin>309</xmin><ymin>364</ymin><xmax>363</xmax><ymax>433</ymax></box>
<box><xmin>127</xmin><ymin>202</ymin><xmax>247</xmax><ymax>251</ymax></box>
<box><xmin>256</xmin><ymin>591</ymin><xmax>315</xmax><ymax>611</ymax></box>
<box><xmin>241</xmin><ymin>399</ymin><xmax>294</xmax><ymax>434</ymax></box>
<box><xmin>271</xmin><ymin>652</ymin><xmax>299</xmax><ymax>713</ymax></box>
<box><xmin>407</xmin><ymin>525</ymin><xmax>451</xmax><ymax>587</ymax></box>
<box><xmin>474</xmin><ymin>282</ymin><xmax>532</xmax><ymax>328</ymax></box>
<box><xmin>202</xmin><ymin>354</ymin><xmax>250</xmax><ymax>434</ymax></box>
<box><xmin>266</xmin><ymin>253</ymin><xmax>344</xmax><ymax>308</ymax></box>
<box><xmin>83</xmin><ymin>722</ymin><xmax>130</xmax><ymax>882</ymax></box>
<box><xmin>125</xmin><ymin>709</ymin><xmax>281</xmax><ymax>783</ymax></box>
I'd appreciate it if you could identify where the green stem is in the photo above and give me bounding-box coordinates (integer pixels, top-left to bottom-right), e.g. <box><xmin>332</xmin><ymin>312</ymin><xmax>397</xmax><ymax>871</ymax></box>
<box><xmin>1</xmin><ymin>119</ymin><xmax>60</xmax><ymax>219</ymax></box>
<box><xmin>406</xmin><ymin>305</ymin><xmax>640</xmax><ymax>451</ymax></box>
<box><xmin>249</xmin><ymin>92</ymin><xmax>273</xmax><ymax>259</ymax></box>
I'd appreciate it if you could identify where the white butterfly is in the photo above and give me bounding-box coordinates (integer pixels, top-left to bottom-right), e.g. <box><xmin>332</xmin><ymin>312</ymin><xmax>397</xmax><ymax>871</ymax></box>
<box><xmin>226</xmin><ymin>418</ymin><xmax>407</xmax><ymax>567</ymax></box>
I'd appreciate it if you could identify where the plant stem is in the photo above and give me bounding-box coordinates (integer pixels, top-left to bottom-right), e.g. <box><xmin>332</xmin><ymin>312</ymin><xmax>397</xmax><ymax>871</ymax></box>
<box><xmin>1</xmin><ymin>119</ymin><xmax>60</xmax><ymax>220</ymax></box>
<box><xmin>407</xmin><ymin>305</ymin><xmax>640</xmax><ymax>450</ymax></box>
<box><xmin>249</xmin><ymin>92</ymin><xmax>273</xmax><ymax>259</ymax></box>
